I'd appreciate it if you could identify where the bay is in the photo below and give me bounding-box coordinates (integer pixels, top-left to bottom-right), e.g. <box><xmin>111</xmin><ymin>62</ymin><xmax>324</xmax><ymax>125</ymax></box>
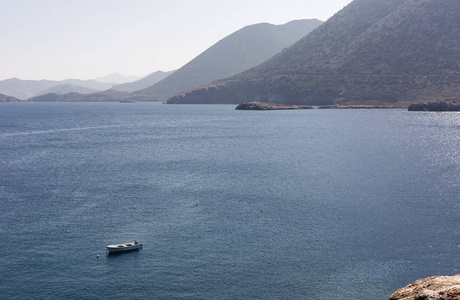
<box><xmin>0</xmin><ymin>102</ymin><xmax>459</xmax><ymax>299</ymax></box>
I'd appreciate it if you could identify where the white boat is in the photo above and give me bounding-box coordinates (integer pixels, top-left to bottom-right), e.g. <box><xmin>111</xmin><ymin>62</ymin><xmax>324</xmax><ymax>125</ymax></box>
<box><xmin>107</xmin><ymin>241</ymin><xmax>142</xmax><ymax>253</ymax></box>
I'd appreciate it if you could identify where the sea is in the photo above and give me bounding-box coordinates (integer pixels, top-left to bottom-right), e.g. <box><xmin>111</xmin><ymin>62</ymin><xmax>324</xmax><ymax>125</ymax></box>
<box><xmin>0</xmin><ymin>102</ymin><xmax>459</xmax><ymax>299</ymax></box>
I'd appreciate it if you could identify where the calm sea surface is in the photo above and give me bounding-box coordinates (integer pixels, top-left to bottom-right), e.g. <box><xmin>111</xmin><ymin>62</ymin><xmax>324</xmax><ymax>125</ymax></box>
<box><xmin>0</xmin><ymin>102</ymin><xmax>459</xmax><ymax>299</ymax></box>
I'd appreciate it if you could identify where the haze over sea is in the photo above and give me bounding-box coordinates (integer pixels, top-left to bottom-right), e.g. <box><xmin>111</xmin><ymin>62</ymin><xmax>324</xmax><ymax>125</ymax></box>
<box><xmin>0</xmin><ymin>102</ymin><xmax>459</xmax><ymax>299</ymax></box>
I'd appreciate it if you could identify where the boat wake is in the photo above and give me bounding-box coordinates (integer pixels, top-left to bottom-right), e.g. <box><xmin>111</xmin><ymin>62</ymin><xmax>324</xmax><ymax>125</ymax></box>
<box><xmin>0</xmin><ymin>124</ymin><xmax>125</xmax><ymax>138</ymax></box>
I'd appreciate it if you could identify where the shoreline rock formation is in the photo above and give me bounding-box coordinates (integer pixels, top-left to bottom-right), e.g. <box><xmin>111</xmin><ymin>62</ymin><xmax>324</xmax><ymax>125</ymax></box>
<box><xmin>235</xmin><ymin>102</ymin><xmax>313</xmax><ymax>110</ymax></box>
<box><xmin>390</xmin><ymin>274</ymin><xmax>460</xmax><ymax>300</ymax></box>
<box><xmin>408</xmin><ymin>101</ymin><xmax>460</xmax><ymax>111</ymax></box>
<box><xmin>235</xmin><ymin>101</ymin><xmax>406</xmax><ymax>110</ymax></box>
<box><xmin>317</xmin><ymin>104</ymin><xmax>406</xmax><ymax>109</ymax></box>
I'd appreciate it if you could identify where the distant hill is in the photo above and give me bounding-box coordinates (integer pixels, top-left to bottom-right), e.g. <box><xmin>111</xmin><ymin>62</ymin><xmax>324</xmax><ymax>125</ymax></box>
<box><xmin>93</xmin><ymin>73</ymin><xmax>143</xmax><ymax>84</ymax></box>
<box><xmin>0</xmin><ymin>93</ymin><xmax>21</xmax><ymax>102</ymax></box>
<box><xmin>27</xmin><ymin>90</ymin><xmax>154</xmax><ymax>102</ymax></box>
<box><xmin>167</xmin><ymin>0</ymin><xmax>460</xmax><ymax>105</ymax></box>
<box><xmin>27</xmin><ymin>93</ymin><xmax>61</xmax><ymax>102</ymax></box>
<box><xmin>61</xmin><ymin>79</ymin><xmax>114</xmax><ymax>91</ymax></box>
<box><xmin>0</xmin><ymin>78</ymin><xmax>116</xmax><ymax>99</ymax></box>
<box><xmin>136</xmin><ymin>19</ymin><xmax>323</xmax><ymax>100</ymax></box>
<box><xmin>111</xmin><ymin>70</ymin><xmax>175</xmax><ymax>92</ymax></box>
<box><xmin>36</xmin><ymin>84</ymin><xmax>99</xmax><ymax>96</ymax></box>
<box><xmin>0</xmin><ymin>78</ymin><xmax>60</xmax><ymax>99</ymax></box>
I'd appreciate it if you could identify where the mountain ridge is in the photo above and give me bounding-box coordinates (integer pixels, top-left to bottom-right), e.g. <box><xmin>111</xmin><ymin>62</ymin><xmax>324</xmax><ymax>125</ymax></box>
<box><xmin>167</xmin><ymin>0</ymin><xmax>460</xmax><ymax>105</ymax></box>
<box><xmin>135</xmin><ymin>19</ymin><xmax>323</xmax><ymax>100</ymax></box>
<box><xmin>27</xmin><ymin>89</ymin><xmax>154</xmax><ymax>102</ymax></box>
<box><xmin>0</xmin><ymin>78</ymin><xmax>115</xmax><ymax>100</ymax></box>
<box><xmin>111</xmin><ymin>70</ymin><xmax>175</xmax><ymax>92</ymax></box>
<box><xmin>93</xmin><ymin>73</ymin><xmax>143</xmax><ymax>84</ymax></box>
<box><xmin>36</xmin><ymin>84</ymin><xmax>99</xmax><ymax>96</ymax></box>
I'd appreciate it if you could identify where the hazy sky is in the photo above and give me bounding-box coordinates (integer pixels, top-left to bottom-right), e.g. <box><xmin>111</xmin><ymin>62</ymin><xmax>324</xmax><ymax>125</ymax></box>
<box><xmin>0</xmin><ymin>0</ymin><xmax>352</xmax><ymax>81</ymax></box>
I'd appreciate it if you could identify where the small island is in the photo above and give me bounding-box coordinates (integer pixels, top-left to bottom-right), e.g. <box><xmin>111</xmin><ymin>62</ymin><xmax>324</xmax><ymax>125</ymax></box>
<box><xmin>235</xmin><ymin>102</ymin><xmax>313</xmax><ymax>110</ymax></box>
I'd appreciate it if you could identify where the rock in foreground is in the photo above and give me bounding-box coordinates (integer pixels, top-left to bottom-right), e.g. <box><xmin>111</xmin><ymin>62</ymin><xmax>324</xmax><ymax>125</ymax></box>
<box><xmin>236</xmin><ymin>102</ymin><xmax>313</xmax><ymax>110</ymax></box>
<box><xmin>408</xmin><ymin>101</ymin><xmax>460</xmax><ymax>111</ymax></box>
<box><xmin>390</xmin><ymin>274</ymin><xmax>460</xmax><ymax>300</ymax></box>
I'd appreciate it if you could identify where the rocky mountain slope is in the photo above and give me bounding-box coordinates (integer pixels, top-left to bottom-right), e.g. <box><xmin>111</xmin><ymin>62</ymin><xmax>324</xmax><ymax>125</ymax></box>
<box><xmin>167</xmin><ymin>0</ymin><xmax>460</xmax><ymax>105</ymax></box>
<box><xmin>135</xmin><ymin>19</ymin><xmax>322</xmax><ymax>101</ymax></box>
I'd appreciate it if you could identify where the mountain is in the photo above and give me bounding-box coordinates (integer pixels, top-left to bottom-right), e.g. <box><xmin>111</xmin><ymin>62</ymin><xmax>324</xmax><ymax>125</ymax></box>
<box><xmin>26</xmin><ymin>93</ymin><xmax>61</xmax><ymax>102</ymax></box>
<box><xmin>0</xmin><ymin>78</ymin><xmax>60</xmax><ymax>99</ymax></box>
<box><xmin>27</xmin><ymin>90</ymin><xmax>130</xmax><ymax>102</ymax></box>
<box><xmin>135</xmin><ymin>19</ymin><xmax>323</xmax><ymax>101</ymax></box>
<box><xmin>167</xmin><ymin>0</ymin><xmax>460</xmax><ymax>105</ymax></box>
<box><xmin>0</xmin><ymin>93</ymin><xmax>22</xmax><ymax>102</ymax></box>
<box><xmin>93</xmin><ymin>73</ymin><xmax>143</xmax><ymax>84</ymax></box>
<box><xmin>61</xmin><ymin>79</ymin><xmax>114</xmax><ymax>91</ymax></box>
<box><xmin>111</xmin><ymin>70</ymin><xmax>175</xmax><ymax>92</ymax></box>
<box><xmin>36</xmin><ymin>84</ymin><xmax>99</xmax><ymax>96</ymax></box>
<box><xmin>27</xmin><ymin>90</ymin><xmax>154</xmax><ymax>102</ymax></box>
<box><xmin>0</xmin><ymin>78</ymin><xmax>115</xmax><ymax>99</ymax></box>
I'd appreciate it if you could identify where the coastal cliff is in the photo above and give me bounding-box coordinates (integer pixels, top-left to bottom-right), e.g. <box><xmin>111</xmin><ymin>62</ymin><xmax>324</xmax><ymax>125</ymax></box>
<box><xmin>390</xmin><ymin>274</ymin><xmax>460</xmax><ymax>300</ymax></box>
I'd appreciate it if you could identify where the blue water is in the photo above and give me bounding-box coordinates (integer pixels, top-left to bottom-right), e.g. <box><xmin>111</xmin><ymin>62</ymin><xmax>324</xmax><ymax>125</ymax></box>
<box><xmin>0</xmin><ymin>102</ymin><xmax>459</xmax><ymax>299</ymax></box>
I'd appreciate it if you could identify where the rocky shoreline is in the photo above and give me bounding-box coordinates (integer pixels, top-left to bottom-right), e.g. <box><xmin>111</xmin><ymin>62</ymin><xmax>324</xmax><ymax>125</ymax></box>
<box><xmin>317</xmin><ymin>104</ymin><xmax>403</xmax><ymax>109</ymax></box>
<box><xmin>235</xmin><ymin>101</ymin><xmax>460</xmax><ymax>111</ymax></box>
<box><xmin>235</xmin><ymin>102</ymin><xmax>313</xmax><ymax>110</ymax></box>
<box><xmin>235</xmin><ymin>101</ymin><xmax>406</xmax><ymax>110</ymax></box>
<box><xmin>390</xmin><ymin>274</ymin><xmax>460</xmax><ymax>300</ymax></box>
<box><xmin>408</xmin><ymin>101</ymin><xmax>460</xmax><ymax>111</ymax></box>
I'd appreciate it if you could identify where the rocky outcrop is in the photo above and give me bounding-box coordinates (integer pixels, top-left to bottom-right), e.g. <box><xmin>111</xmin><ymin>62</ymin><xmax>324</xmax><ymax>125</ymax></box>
<box><xmin>235</xmin><ymin>102</ymin><xmax>313</xmax><ymax>110</ymax></box>
<box><xmin>390</xmin><ymin>274</ymin><xmax>460</xmax><ymax>300</ymax></box>
<box><xmin>408</xmin><ymin>101</ymin><xmax>460</xmax><ymax>111</ymax></box>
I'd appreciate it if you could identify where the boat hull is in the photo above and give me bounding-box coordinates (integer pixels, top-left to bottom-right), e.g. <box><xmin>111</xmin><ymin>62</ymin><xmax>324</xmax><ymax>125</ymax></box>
<box><xmin>106</xmin><ymin>242</ymin><xmax>142</xmax><ymax>253</ymax></box>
